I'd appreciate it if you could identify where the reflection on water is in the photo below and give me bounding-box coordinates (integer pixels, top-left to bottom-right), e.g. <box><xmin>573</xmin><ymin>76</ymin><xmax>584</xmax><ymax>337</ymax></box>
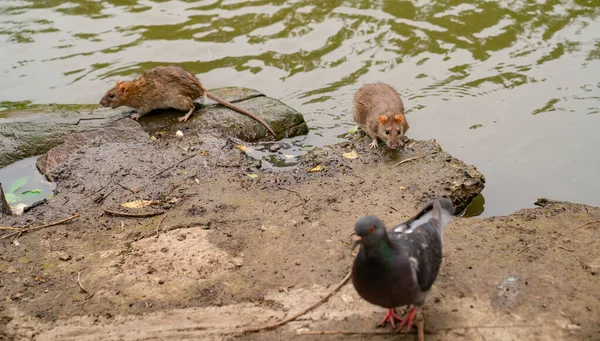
<box><xmin>462</xmin><ymin>193</ymin><xmax>485</xmax><ymax>217</ymax></box>
<box><xmin>0</xmin><ymin>0</ymin><xmax>599</xmax><ymax>216</ymax></box>
<box><xmin>0</xmin><ymin>156</ymin><xmax>56</xmax><ymax>213</ymax></box>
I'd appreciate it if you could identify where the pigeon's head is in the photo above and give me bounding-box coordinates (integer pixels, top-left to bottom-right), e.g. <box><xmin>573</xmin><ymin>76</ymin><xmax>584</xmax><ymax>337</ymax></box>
<box><xmin>352</xmin><ymin>215</ymin><xmax>386</xmax><ymax>250</ymax></box>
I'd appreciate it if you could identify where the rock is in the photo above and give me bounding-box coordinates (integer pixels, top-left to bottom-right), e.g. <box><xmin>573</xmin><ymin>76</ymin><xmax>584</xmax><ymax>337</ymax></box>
<box><xmin>57</xmin><ymin>252</ymin><xmax>71</xmax><ymax>261</ymax></box>
<box><xmin>0</xmin><ymin>183</ymin><xmax>11</xmax><ymax>217</ymax></box>
<box><xmin>138</xmin><ymin>87</ymin><xmax>308</xmax><ymax>142</ymax></box>
<box><xmin>0</xmin><ymin>87</ymin><xmax>308</xmax><ymax>168</ymax></box>
<box><xmin>297</xmin><ymin>138</ymin><xmax>485</xmax><ymax>213</ymax></box>
<box><xmin>269</xmin><ymin>143</ymin><xmax>283</xmax><ymax>152</ymax></box>
<box><xmin>232</xmin><ymin>258</ymin><xmax>244</xmax><ymax>267</ymax></box>
<box><xmin>36</xmin><ymin>119</ymin><xmax>149</xmax><ymax>181</ymax></box>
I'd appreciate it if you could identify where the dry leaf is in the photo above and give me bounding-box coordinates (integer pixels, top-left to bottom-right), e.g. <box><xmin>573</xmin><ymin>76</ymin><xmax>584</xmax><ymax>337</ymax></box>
<box><xmin>343</xmin><ymin>150</ymin><xmax>358</xmax><ymax>159</ymax></box>
<box><xmin>199</xmin><ymin>151</ymin><xmax>209</xmax><ymax>156</ymax></box>
<box><xmin>120</xmin><ymin>200</ymin><xmax>159</xmax><ymax>209</ymax></box>
<box><xmin>307</xmin><ymin>165</ymin><xmax>324</xmax><ymax>173</ymax></box>
<box><xmin>237</xmin><ymin>145</ymin><xmax>247</xmax><ymax>152</ymax></box>
<box><xmin>247</xmin><ymin>174</ymin><xmax>258</xmax><ymax>179</ymax></box>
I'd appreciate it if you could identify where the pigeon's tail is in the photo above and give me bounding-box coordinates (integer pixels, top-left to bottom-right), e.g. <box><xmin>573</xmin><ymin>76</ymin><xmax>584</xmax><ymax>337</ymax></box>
<box><xmin>432</xmin><ymin>198</ymin><xmax>454</xmax><ymax>232</ymax></box>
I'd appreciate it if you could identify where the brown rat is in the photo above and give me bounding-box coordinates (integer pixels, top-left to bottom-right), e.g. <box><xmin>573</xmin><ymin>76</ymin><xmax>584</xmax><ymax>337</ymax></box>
<box><xmin>352</xmin><ymin>82</ymin><xmax>409</xmax><ymax>149</ymax></box>
<box><xmin>99</xmin><ymin>65</ymin><xmax>276</xmax><ymax>137</ymax></box>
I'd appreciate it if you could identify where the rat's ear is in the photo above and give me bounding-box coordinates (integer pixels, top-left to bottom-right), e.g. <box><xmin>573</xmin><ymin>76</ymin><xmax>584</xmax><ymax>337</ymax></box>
<box><xmin>119</xmin><ymin>83</ymin><xmax>128</xmax><ymax>92</ymax></box>
<box><xmin>378</xmin><ymin>116</ymin><xmax>388</xmax><ymax>125</ymax></box>
<box><xmin>394</xmin><ymin>114</ymin><xmax>404</xmax><ymax>123</ymax></box>
<box><xmin>115</xmin><ymin>79</ymin><xmax>122</xmax><ymax>87</ymax></box>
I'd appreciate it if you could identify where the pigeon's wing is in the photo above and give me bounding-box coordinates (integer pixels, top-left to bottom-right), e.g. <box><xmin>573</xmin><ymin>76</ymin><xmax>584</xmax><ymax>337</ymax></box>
<box><xmin>404</xmin><ymin>221</ymin><xmax>444</xmax><ymax>292</ymax></box>
<box><xmin>390</xmin><ymin>198</ymin><xmax>454</xmax><ymax>292</ymax></box>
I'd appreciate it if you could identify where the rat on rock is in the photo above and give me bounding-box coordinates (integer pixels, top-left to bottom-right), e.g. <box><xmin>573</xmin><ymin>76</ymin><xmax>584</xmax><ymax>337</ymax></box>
<box><xmin>353</xmin><ymin>83</ymin><xmax>409</xmax><ymax>149</ymax></box>
<box><xmin>99</xmin><ymin>65</ymin><xmax>276</xmax><ymax>137</ymax></box>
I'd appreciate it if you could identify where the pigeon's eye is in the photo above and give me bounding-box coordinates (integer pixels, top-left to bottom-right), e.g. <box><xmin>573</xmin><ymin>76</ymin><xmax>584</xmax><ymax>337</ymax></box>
<box><xmin>384</xmin><ymin>130</ymin><xmax>390</xmax><ymax>135</ymax></box>
<box><xmin>109</xmin><ymin>93</ymin><xmax>115</xmax><ymax>99</ymax></box>
<box><xmin>368</xmin><ymin>226</ymin><xmax>375</xmax><ymax>234</ymax></box>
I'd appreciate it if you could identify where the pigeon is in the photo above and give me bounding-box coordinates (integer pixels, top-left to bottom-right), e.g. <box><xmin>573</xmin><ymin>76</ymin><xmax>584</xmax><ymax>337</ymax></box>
<box><xmin>351</xmin><ymin>198</ymin><xmax>454</xmax><ymax>339</ymax></box>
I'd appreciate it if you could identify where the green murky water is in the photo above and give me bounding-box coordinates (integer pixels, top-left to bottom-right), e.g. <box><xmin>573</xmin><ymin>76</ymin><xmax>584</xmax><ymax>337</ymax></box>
<box><xmin>0</xmin><ymin>0</ymin><xmax>599</xmax><ymax>216</ymax></box>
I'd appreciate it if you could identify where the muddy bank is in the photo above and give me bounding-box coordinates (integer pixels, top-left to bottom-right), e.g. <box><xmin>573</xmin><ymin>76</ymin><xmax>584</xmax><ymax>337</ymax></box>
<box><xmin>0</xmin><ymin>110</ymin><xmax>597</xmax><ymax>341</ymax></box>
<box><xmin>0</xmin><ymin>87</ymin><xmax>308</xmax><ymax>169</ymax></box>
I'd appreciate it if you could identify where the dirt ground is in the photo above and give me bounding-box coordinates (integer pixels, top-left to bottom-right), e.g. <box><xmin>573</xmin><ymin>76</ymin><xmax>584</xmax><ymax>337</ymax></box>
<box><xmin>0</xmin><ymin>128</ymin><xmax>598</xmax><ymax>341</ymax></box>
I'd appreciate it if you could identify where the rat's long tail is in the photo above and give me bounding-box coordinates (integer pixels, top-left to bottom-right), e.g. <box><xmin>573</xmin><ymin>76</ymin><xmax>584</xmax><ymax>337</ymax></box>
<box><xmin>206</xmin><ymin>92</ymin><xmax>276</xmax><ymax>137</ymax></box>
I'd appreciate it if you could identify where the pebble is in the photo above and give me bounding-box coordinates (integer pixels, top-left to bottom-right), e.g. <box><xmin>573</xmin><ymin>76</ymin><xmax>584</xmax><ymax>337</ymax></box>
<box><xmin>269</xmin><ymin>144</ymin><xmax>282</xmax><ymax>152</ymax></box>
<box><xmin>57</xmin><ymin>252</ymin><xmax>71</xmax><ymax>261</ymax></box>
<box><xmin>233</xmin><ymin>258</ymin><xmax>244</xmax><ymax>267</ymax></box>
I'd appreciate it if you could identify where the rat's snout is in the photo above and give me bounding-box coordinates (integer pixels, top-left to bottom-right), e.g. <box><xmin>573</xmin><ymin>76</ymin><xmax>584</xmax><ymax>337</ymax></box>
<box><xmin>100</xmin><ymin>99</ymin><xmax>108</xmax><ymax>107</ymax></box>
<box><xmin>387</xmin><ymin>140</ymin><xmax>400</xmax><ymax>149</ymax></box>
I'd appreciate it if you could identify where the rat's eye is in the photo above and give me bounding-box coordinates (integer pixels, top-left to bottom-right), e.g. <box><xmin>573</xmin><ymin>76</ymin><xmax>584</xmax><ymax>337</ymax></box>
<box><xmin>385</xmin><ymin>130</ymin><xmax>390</xmax><ymax>135</ymax></box>
<box><xmin>109</xmin><ymin>93</ymin><xmax>115</xmax><ymax>99</ymax></box>
<box><xmin>397</xmin><ymin>129</ymin><xmax>402</xmax><ymax>135</ymax></box>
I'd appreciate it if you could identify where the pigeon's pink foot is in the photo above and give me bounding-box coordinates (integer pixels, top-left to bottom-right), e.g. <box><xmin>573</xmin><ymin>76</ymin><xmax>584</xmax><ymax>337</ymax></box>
<box><xmin>369</xmin><ymin>138</ymin><xmax>378</xmax><ymax>149</ymax></box>
<box><xmin>377</xmin><ymin>308</ymin><xmax>403</xmax><ymax>328</ymax></box>
<box><xmin>396</xmin><ymin>306</ymin><xmax>419</xmax><ymax>333</ymax></box>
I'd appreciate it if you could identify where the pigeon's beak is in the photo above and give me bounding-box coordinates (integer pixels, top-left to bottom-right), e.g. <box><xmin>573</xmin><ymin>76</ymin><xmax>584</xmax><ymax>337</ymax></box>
<box><xmin>351</xmin><ymin>235</ymin><xmax>362</xmax><ymax>250</ymax></box>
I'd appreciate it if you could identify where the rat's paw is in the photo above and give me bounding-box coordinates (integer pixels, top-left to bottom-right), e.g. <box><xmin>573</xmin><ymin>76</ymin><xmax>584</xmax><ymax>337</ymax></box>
<box><xmin>369</xmin><ymin>140</ymin><xmax>378</xmax><ymax>149</ymax></box>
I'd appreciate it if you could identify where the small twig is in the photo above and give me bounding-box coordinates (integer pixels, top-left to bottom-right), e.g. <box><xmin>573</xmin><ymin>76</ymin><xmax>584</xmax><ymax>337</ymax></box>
<box><xmin>94</xmin><ymin>188</ymin><xmax>115</xmax><ymax>204</ymax></box>
<box><xmin>242</xmin><ymin>270</ymin><xmax>352</xmax><ymax>334</ymax></box>
<box><xmin>1</xmin><ymin>214</ymin><xmax>81</xmax><ymax>240</ymax></box>
<box><xmin>356</xmin><ymin>150</ymin><xmax>366</xmax><ymax>164</ymax></box>
<box><xmin>393</xmin><ymin>153</ymin><xmax>428</xmax><ymax>167</ymax></box>
<box><xmin>298</xmin><ymin>323</ymin><xmax>544</xmax><ymax>336</ymax></box>
<box><xmin>155</xmin><ymin>214</ymin><xmax>168</xmax><ymax>238</ymax></box>
<box><xmin>574</xmin><ymin>220</ymin><xmax>600</xmax><ymax>230</ymax></box>
<box><xmin>104</xmin><ymin>210</ymin><xmax>165</xmax><ymax>218</ymax></box>
<box><xmin>558</xmin><ymin>246</ymin><xmax>574</xmax><ymax>252</ymax></box>
<box><xmin>515</xmin><ymin>244</ymin><xmax>532</xmax><ymax>256</ymax></box>
<box><xmin>417</xmin><ymin>319</ymin><xmax>425</xmax><ymax>341</ymax></box>
<box><xmin>153</xmin><ymin>154</ymin><xmax>197</xmax><ymax>178</ymax></box>
<box><xmin>209</xmin><ymin>163</ymin><xmax>242</xmax><ymax>168</ymax></box>
<box><xmin>0</xmin><ymin>227</ymin><xmax>21</xmax><ymax>231</ymax></box>
<box><xmin>390</xmin><ymin>206</ymin><xmax>399</xmax><ymax>212</ymax></box>
<box><xmin>77</xmin><ymin>271</ymin><xmax>88</xmax><ymax>294</ymax></box>
<box><xmin>296</xmin><ymin>330</ymin><xmax>403</xmax><ymax>336</ymax></box>
<box><xmin>116</xmin><ymin>182</ymin><xmax>137</xmax><ymax>194</ymax></box>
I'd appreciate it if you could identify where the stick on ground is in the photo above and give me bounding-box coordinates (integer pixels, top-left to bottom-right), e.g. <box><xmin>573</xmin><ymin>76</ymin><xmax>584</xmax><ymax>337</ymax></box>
<box><xmin>1</xmin><ymin>214</ymin><xmax>81</xmax><ymax>240</ymax></box>
<box><xmin>153</xmin><ymin>154</ymin><xmax>197</xmax><ymax>178</ymax></box>
<box><xmin>77</xmin><ymin>271</ymin><xmax>88</xmax><ymax>294</ymax></box>
<box><xmin>574</xmin><ymin>220</ymin><xmax>600</xmax><ymax>230</ymax></box>
<box><xmin>155</xmin><ymin>214</ymin><xmax>167</xmax><ymax>238</ymax></box>
<box><xmin>296</xmin><ymin>330</ymin><xmax>402</xmax><ymax>336</ymax></box>
<box><xmin>104</xmin><ymin>210</ymin><xmax>165</xmax><ymax>218</ymax></box>
<box><xmin>241</xmin><ymin>270</ymin><xmax>352</xmax><ymax>335</ymax></box>
<box><xmin>393</xmin><ymin>153</ymin><xmax>428</xmax><ymax>167</ymax></box>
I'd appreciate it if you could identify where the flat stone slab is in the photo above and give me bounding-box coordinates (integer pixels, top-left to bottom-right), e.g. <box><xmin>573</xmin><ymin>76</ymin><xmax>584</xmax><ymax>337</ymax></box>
<box><xmin>0</xmin><ymin>87</ymin><xmax>308</xmax><ymax>169</ymax></box>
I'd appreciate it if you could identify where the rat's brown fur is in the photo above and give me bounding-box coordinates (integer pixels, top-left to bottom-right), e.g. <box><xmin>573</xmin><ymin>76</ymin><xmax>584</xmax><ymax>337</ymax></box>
<box><xmin>353</xmin><ymin>83</ymin><xmax>409</xmax><ymax>149</ymax></box>
<box><xmin>99</xmin><ymin>66</ymin><xmax>275</xmax><ymax>137</ymax></box>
